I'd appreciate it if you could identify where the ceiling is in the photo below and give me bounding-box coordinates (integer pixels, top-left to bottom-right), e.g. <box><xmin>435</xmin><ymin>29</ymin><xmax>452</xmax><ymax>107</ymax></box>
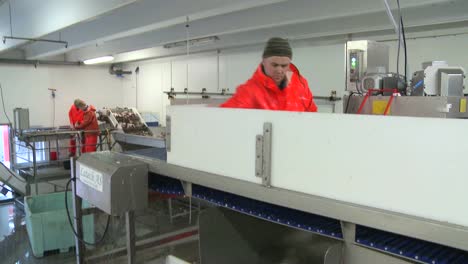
<box><xmin>0</xmin><ymin>0</ymin><xmax>468</xmax><ymax>63</ymax></box>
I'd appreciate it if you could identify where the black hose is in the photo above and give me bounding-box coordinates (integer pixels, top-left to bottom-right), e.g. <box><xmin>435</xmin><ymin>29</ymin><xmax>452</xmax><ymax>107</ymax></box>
<box><xmin>344</xmin><ymin>92</ymin><xmax>356</xmax><ymax>114</ymax></box>
<box><xmin>401</xmin><ymin>16</ymin><xmax>408</xmax><ymax>92</ymax></box>
<box><xmin>65</xmin><ymin>178</ymin><xmax>111</xmax><ymax>246</ymax></box>
<box><xmin>396</xmin><ymin>0</ymin><xmax>402</xmax><ymax>82</ymax></box>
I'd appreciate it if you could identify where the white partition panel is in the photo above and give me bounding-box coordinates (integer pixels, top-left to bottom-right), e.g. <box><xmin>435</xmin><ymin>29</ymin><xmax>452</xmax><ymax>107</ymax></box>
<box><xmin>167</xmin><ymin>105</ymin><xmax>468</xmax><ymax>227</ymax></box>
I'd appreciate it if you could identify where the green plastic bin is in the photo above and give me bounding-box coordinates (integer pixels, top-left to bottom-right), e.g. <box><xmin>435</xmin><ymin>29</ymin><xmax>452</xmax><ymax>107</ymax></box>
<box><xmin>25</xmin><ymin>191</ymin><xmax>95</xmax><ymax>257</ymax></box>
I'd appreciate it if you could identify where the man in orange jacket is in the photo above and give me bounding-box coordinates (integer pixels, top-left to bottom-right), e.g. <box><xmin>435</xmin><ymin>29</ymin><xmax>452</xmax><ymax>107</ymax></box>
<box><xmin>74</xmin><ymin>100</ymin><xmax>99</xmax><ymax>153</ymax></box>
<box><xmin>68</xmin><ymin>99</ymin><xmax>84</xmax><ymax>156</ymax></box>
<box><xmin>221</xmin><ymin>37</ymin><xmax>317</xmax><ymax>112</ymax></box>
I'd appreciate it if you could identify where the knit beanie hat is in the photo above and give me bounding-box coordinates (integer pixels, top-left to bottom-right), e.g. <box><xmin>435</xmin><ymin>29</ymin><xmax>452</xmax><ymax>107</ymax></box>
<box><xmin>74</xmin><ymin>99</ymin><xmax>86</xmax><ymax>108</ymax></box>
<box><xmin>262</xmin><ymin>37</ymin><xmax>292</xmax><ymax>59</ymax></box>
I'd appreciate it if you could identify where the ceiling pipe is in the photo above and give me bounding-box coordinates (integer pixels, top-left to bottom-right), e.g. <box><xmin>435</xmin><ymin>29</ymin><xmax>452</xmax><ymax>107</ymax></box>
<box><xmin>0</xmin><ymin>58</ymin><xmax>82</xmax><ymax>67</ymax></box>
<box><xmin>3</xmin><ymin>36</ymin><xmax>68</xmax><ymax>48</ymax></box>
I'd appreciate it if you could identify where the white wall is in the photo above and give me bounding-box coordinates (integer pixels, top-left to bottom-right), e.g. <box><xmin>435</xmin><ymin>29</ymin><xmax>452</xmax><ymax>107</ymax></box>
<box><xmin>0</xmin><ymin>64</ymin><xmax>124</xmax><ymax>127</ymax></box>
<box><xmin>1</xmin><ymin>32</ymin><xmax>465</xmax><ymax>129</ymax></box>
<box><xmin>122</xmin><ymin>43</ymin><xmax>347</xmax><ymax>124</ymax></box>
<box><xmin>122</xmin><ymin>60</ymin><xmax>171</xmax><ymax>125</ymax></box>
<box><xmin>122</xmin><ymin>32</ymin><xmax>468</xmax><ymax>124</ymax></box>
<box><xmin>122</xmin><ymin>52</ymin><xmax>223</xmax><ymax>125</ymax></box>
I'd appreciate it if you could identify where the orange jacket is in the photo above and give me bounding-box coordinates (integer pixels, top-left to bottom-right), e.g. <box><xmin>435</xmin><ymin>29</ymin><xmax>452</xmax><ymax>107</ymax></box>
<box><xmin>221</xmin><ymin>63</ymin><xmax>317</xmax><ymax>112</ymax></box>
<box><xmin>68</xmin><ymin>105</ymin><xmax>84</xmax><ymax>128</ymax></box>
<box><xmin>75</xmin><ymin>105</ymin><xmax>99</xmax><ymax>135</ymax></box>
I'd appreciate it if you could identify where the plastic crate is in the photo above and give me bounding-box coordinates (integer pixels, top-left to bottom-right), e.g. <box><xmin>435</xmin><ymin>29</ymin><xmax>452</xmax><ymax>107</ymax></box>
<box><xmin>25</xmin><ymin>191</ymin><xmax>94</xmax><ymax>257</ymax></box>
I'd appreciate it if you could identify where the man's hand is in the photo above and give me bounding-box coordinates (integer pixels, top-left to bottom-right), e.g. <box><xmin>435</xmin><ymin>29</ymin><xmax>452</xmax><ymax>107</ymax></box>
<box><xmin>286</xmin><ymin>70</ymin><xmax>293</xmax><ymax>86</ymax></box>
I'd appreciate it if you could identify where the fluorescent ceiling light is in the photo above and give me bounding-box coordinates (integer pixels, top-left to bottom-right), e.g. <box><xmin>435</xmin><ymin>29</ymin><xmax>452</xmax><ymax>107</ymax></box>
<box><xmin>163</xmin><ymin>36</ymin><xmax>219</xmax><ymax>49</ymax></box>
<box><xmin>83</xmin><ymin>55</ymin><xmax>114</xmax><ymax>65</ymax></box>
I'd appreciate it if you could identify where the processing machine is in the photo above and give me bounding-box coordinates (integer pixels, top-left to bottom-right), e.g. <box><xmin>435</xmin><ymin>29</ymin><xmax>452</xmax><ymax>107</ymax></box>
<box><xmin>344</xmin><ymin>40</ymin><xmax>466</xmax><ymax>118</ymax></box>
<box><xmin>72</xmin><ymin>103</ymin><xmax>468</xmax><ymax>264</ymax></box>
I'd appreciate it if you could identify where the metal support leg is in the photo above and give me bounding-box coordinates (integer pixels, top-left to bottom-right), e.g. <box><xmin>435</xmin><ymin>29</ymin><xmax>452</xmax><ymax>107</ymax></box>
<box><xmin>55</xmin><ymin>137</ymin><xmax>59</xmax><ymax>165</ymax></box>
<box><xmin>71</xmin><ymin>158</ymin><xmax>85</xmax><ymax>264</ymax></box>
<box><xmin>341</xmin><ymin>221</ymin><xmax>356</xmax><ymax>243</ymax></box>
<box><xmin>25</xmin><ymin>180</ymin><xmax>31</xmax><ymax>196</ymax></box>
<box><xmin>341</xmin><ymin>221</ymin><xmax>356</xmax><ymax>263</ymax></box>
<box><xmin>98</xmin><ymin>135</ymin><xmax>103</xmax><ymax>151</ymax></box>
<box><xmin>8</xmin><ymin>125</ymin><xmax>15</xmax><ymax>170</ymax></box>
<box><xmin>168</xmin><ymin>198</ymin><xmax>173</xmax><ymax>224</ymax></box>
<box><xmin>126</xmin><ymin>210</ymin><xmax>136</xmax><ymax>264</ymax></box>
<box><xmin>182</xmin><ymin>181</ymin><xmax>193</xmax><ymax>225</ymax></box>
<box><xmin>189</xmin><ymin>197</ymin><xmax>192</xmax><ymax>225</ymax></box>
<box><xmin>32</xmin><ymin>143</ymin><xmax>38</xmax><ymax>196</ymax></box>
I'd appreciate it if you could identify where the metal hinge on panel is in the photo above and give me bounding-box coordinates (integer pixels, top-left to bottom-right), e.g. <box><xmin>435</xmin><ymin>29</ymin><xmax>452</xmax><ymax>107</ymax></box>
<box><xmin>255</xmin><ymin>123</ymin><xmax>272</xmax><ymax>187</ymax></box>
<box><xmin>166</xmin><ymin>116</ymin><xmax>171</xmax><ymax>152</ymax></box>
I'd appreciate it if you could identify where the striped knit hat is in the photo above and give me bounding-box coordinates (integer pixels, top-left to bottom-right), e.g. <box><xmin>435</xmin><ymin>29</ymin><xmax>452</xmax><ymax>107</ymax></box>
<box><xmin>262</xmin><ymin>37</ymin><xmax>292</xmax><ymax>59</ymax></box>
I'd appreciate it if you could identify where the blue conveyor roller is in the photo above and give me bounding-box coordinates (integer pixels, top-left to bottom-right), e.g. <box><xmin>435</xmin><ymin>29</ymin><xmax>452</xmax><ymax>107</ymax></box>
<box><xmin>356</xmin><ymin>226</ymin><xmax>468</xmax><ymax>264</ymax></box>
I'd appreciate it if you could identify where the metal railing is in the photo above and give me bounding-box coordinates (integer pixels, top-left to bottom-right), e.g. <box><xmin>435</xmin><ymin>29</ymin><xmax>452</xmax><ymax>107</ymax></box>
<box><xmin>10</xmin><ymin>128</ymin><xmax>114</xmax><ymax>196</ymax></box>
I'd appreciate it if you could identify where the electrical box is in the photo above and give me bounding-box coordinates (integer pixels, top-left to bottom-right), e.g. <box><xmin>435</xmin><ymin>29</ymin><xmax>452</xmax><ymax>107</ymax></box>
<box><xmin>76</xmin><ymin>151</ymin><xmax>148</xmax><ymax>216</ymax></box>
<box><xmin>346</xmin><ymin>40</ymin><xmax>389</xmax><ymax>92</ymax></box>
<box><xmin>410</xmin><ymin>61</ymin><xmax>465</xmax><ymax>96</ymax></box>
<box><xmin>13</xmin><ymin>108</ymin><xmax>30</xmax><ymax>132</ymax></box>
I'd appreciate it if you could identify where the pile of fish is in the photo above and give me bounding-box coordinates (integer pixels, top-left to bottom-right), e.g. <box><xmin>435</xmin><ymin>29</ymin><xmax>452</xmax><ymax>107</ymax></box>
<box><xmin>98</xmin><ymin>107</ymin><xmax>153</xmax><ymax>136</ymax></box>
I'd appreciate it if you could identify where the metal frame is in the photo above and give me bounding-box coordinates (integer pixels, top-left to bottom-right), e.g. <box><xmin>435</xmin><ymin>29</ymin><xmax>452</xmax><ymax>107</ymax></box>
<box><xmin>126</xmin><ymin>154</ymin><xmax>468</xmax><ymax>252</ymax></box>
<box><xmin>84</xmin><ymin>226</ymin><xmax>198</xmax><ymax>264</ymax></box>
<box><xmin>167</xmin><ymin>196</ymin><xmax>201</xmax><ymax>225</ymax></box>
<box><xmin>71</xmin><ymin>158</ymin><xmax>85</xmax><ymax>264</ymax></box>
<box><xmin>11</xmin><ymin>130</ymin><xmax>81</xmax><ymax>195</ymax></box>
<box><xmin>126</xmin><ymin>211</ymin><xmax>136</xmax><ymax>264</ymax></box>
<box><xmin>10</xmin><ymin>128</ymin><xmax>114</xmax><ymax>196</ymax></box>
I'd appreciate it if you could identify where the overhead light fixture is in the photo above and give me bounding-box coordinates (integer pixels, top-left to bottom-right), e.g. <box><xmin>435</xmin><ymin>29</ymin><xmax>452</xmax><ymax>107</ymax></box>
<box><xmin>83</xmin><ymin>55</ymin><xmax>114</xmax><ymax>65</ymax></box>
<box><xmin>163</xmin><ymin>36</ymin><xmax>219</xmax><ymax>49</ymax></box>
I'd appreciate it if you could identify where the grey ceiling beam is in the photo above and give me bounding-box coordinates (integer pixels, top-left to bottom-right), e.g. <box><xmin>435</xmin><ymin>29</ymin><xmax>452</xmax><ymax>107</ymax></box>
<box><xmin>23</xmin><ymin>0</ymin><xmax>453</xmax><ymax>60</ymax></box>
<box><xmin>23</xmin><ymin>0</ymin><xmax>286</xmax><ymax>60</ymax></box>
<box><xmin>0</xmin><ymin>0</ymin><xmax>138</xmax><ymax>53</ymax></box>
<box><xmin>61</xmin><ymin>0</ymin><xmax>468</xmax><ymax>62</ymax></box>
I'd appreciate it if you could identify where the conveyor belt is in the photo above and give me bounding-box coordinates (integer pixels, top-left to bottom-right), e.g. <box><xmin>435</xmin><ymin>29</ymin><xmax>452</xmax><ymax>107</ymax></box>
<box><xmin>149</xmin><ymin>173</ymin><xmax>184</xmax><ymax>195</ymax></box>
<box><xmin>0</xmin><ymin>162</ymin><xmax>26</xmax><ymax>196</ymax></box>
<box><xmin>124</xmin><ymin>148</ymin><xmax>167</xmax><ymax>161</ymax></box>
<box><xmin>148</xmin><ymin>174</ymin><xmax>468</xmax><ymax>263</ymax></box>
<box><xmin>147</xmin><ymin>172</ymin><xmax>468</xmax><ymax>263</ymax></box>
<box><xmin>149</xmin><ymin>174</ymin><xmax>342</xmax><ymax>239</ymax></box>
<box><xmin>356</xmin><ymin>226</ymin><xmax>468</xmax><ymax>263</ymax></box>
<box><xmin>192</xmin><ymin>184</ymin><xmax>343</xmax><ymax>239</ymax></box>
